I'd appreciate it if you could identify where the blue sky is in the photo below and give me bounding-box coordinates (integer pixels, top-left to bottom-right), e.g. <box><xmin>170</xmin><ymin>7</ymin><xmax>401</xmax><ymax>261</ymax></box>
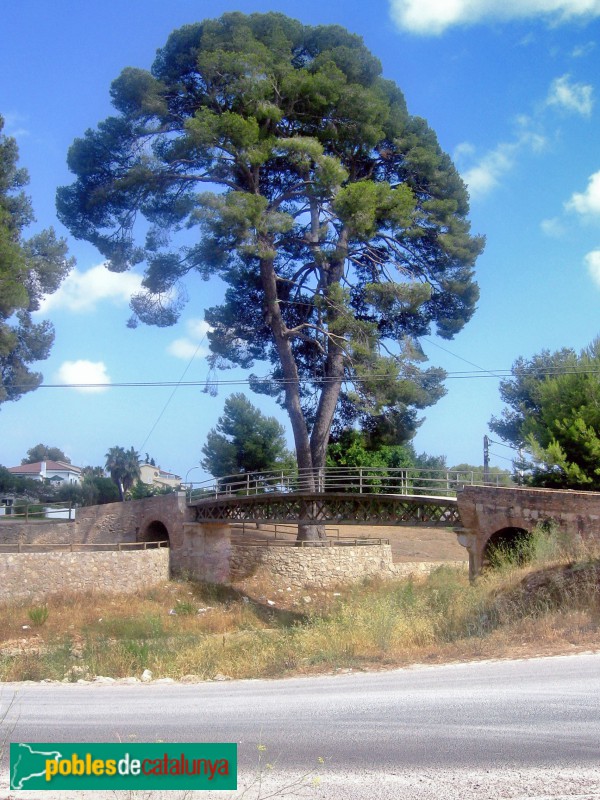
<box><xmin>1</xmin><ymin>0</ymin><xmax>599</xmax><ymax>481</ymax></box>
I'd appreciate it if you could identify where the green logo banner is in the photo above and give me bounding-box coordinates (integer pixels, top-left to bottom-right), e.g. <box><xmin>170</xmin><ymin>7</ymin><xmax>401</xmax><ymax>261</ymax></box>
<box><xmin>10</xmin><ymin>742</ymin><xmax>237</xmax><ymax>791</ymax></box>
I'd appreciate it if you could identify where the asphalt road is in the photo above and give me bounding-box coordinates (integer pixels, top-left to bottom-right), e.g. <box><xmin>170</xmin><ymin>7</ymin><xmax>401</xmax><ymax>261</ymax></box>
<box><xmin>2</xmin><ymin>653</ymin><xmax>600</xmax><ymax>799</ymax></box>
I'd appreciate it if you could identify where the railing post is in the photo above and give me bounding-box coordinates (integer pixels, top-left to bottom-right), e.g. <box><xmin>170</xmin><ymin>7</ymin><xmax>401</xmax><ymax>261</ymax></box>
<box><xmin>359</xmin><ymin>468</ymin><xmax>363</xmax><ymax>494</ymax></box>
<box><xmin>246</xmin><ymin>473</ymin><xmax>250</xmax><ymax>496</ymax></box>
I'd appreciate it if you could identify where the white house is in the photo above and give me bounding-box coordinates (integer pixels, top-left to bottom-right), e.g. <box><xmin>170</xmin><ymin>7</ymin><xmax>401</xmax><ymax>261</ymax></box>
<box><xmin>7</xmin><ymin>460</ymin><xmax>82</xmax><ymax>485</ymax></box>
<box><xmin>139</xmin><ymin>463</ymin><xmax>182</xmax><ymax>491</ymax></box>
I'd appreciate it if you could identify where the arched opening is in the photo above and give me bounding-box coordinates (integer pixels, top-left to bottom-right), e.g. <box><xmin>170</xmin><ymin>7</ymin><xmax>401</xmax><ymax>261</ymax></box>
<box><xmin>139</xmin><ymin>520</ymin><xmax>170</xmax><ymax>546</ymax></box>
<box><xmin>483</xmin><ymin>526</ymin><xmax>530</xmax><ymax>568</ymax></box>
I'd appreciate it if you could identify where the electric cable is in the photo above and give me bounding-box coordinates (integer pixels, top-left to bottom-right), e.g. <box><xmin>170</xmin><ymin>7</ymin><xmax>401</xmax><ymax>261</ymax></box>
<box><xmin>137</xmin><ymin>334</ymin><xmax>208</xmax><ymax>453</ymax></box>
<box><xmin>24</xmin><ymin>364</ymin><xmax>600</xmax><ymax>391</ymax></box>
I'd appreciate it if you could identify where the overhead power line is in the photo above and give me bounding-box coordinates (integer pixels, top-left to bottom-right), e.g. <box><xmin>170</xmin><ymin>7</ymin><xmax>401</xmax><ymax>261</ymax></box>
<box><xmin>488</xmin><ymin>450</ymin><xmax>517</xmax><ymax>464</ymax></box>
<box><xmin>138</xmin><ymin>334</ymin><xmax>208</xmax><ymax>453</ymax></box>
<box><xmin>22</xmin><ymin>365</ymin><xmax>600</xmax><ymax>391</ymax></box>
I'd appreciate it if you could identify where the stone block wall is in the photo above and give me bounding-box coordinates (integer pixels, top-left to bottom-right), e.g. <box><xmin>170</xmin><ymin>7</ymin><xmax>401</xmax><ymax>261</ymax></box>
<box><xmin>0</xmin><ymin>548</ymin><xmax>170</xmax><ymax>604</ymax></box>
<box><xmin>230</xmin><ymin>543</ymin><xmax>396</xmax><ymax>587</ymax></box>
<box><xmin>0</xmin><ymin>521</ymin><xmax>77</xmax><ymax>546</ymax></box>
<box><xmin>457</xmin><ymin>485</ymin><xmax>600</xmax><ymax>576</ymax></box>
<box><xmin>171</xmin><ymin>523</ymin><xmax>232</xmax><ymax>584</ymax></box>
<box><xmin>458</xmin><ymin>485</ymin><xmax>600</xmax><ymax>539</ymax></box>
<box><xmin>0</xmin><ymin>493</ymin><xmax>193</xmax><ymax>548</ymax></box>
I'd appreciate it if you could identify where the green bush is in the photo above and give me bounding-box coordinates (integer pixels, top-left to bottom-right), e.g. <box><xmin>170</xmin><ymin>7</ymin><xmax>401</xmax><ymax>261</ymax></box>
<box><xmin>28</xmin><ymin>604</ymin><xmax>49</xmax><ymax>626</ymax></box>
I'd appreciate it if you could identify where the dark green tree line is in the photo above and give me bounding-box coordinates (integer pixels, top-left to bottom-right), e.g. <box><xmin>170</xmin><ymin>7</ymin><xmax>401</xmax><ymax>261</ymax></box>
<box><xmin>490</xmin><ymin>340</ymin><xmax>600</xmax><ymax>489</ymax></box>
<box><xmin>22</xmin><ymin>444</ymin><xmax>70</xmax><ymax>464</ymax></box>
<box><xmin>0</xmin><ymin>115</ymin><xmax>74</xmax><ymax>405</ymax></box>
<box><xmin>202</xmin><ymin>393</ymin><xmax>293</xmax><ymax>478</ymax></box>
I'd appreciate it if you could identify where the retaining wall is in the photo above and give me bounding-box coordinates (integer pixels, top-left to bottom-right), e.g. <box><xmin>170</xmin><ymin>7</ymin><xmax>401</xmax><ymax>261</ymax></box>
<box><xmin>232</xmin><ymin>543</ymin><xmax>385</xmax><ymax>587</ymax></box>
<box><xmin>0</xmin><ymin>494</ymin><xmax>192</xmax><ymax>548</ymax></box>
<box><xmin>231</xmin><ymin>543</ymin><xmax>466</xmax><ymax>586</ymax></box>
<box><xmin>0</xmin><ymin>548</ymin><xmax>170</xmax><ymax>604</ymax></box>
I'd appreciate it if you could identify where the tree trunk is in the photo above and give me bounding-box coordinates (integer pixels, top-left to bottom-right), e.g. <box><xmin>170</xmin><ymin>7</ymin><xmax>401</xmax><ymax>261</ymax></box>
<box><xmin>259</xmin><ymin>254</ymin><xmax>327</xmax><ymax>541</ymax></box>
<box><xmin>259</xmin><ymin>233</ymin><xmax>347</xmax><ymax>542</ymax></box>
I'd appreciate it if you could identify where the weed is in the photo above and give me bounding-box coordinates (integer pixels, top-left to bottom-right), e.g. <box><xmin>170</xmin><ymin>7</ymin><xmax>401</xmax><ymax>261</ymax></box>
<box><xmin>1</xmin><ymin>532</ymin><xmax>600</xmax><ymax>684</ymax></box>
<box><xmin>174</xmin><ymin>600</ymin><xmax>197</xmax><ymax>616</ymax></box>
<box><xmin>27</xmin><ymin>604</ymin><xmax>49</xmax><ymax>626</ymax></box>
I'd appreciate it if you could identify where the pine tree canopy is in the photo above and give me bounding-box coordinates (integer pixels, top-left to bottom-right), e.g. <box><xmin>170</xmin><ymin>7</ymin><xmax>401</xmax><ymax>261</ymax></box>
<box><xmin>57</xmin><ymin>12</ymin><xmax>484</xmax><ymax>488</ymax></box>
<box><xmin>0</xmin><ymin>115</ymin><xmax>74</xmax><ymax>405</ymax></box>
<box><xmin>490</xmin><ymin>340</ymin><xmax>600</xmax><ymax>490</ymax></box>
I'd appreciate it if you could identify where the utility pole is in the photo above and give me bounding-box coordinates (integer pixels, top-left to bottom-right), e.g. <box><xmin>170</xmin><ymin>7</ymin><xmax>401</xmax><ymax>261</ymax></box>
<box><xmin>483</xmin><ymin>435</ymin><xmax>490</xmax><ymax>484</ymax></box>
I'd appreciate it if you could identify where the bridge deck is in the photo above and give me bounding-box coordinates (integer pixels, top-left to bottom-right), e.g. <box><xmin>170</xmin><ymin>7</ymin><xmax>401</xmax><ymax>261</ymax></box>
<box><xmin>189</xmin><ymin>492</ymin><xmax>460</xmax><ymax>527</ymax></box>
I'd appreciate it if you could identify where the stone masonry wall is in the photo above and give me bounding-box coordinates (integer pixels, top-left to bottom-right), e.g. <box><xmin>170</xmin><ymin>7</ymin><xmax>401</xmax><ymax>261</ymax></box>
<box><xmin>230</xmin><ymin>543</ymin><xmax>466</xmax><ymax>587</ymax></box>
<box><xmin>457</xmin><ymin>485</ymin><xmax>600</xmax><ymax>576</ymax></box>
<box><xmin>0</xmin><ymin>548</ymin><xmax>170</xmax><ymax>604</ymax></box>
<box><xmin>458</xmin><ymin>485</ymin><xmax>600</xmax><ymax>541</ymax></box>
<box><xmin>231</xmin><ymin>543</ymin><xmax>395</xmax><ymax>587</ymax></box>
<box><xmin>0</xmin><ymin>519</ymin><xmax>135</xmax><ymax>547</ymax></box>
<box><xmin>0</xmin><ymin>494</ymin><xmax>193</xmax><ymax>548</ymax></box>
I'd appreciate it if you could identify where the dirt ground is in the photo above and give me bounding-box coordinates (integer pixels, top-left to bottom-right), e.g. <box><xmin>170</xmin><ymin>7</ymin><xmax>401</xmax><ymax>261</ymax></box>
<box><xmin>231</xmin><ymin>522</ymin><xmax>467</xmax><ymax>563</ymax></box>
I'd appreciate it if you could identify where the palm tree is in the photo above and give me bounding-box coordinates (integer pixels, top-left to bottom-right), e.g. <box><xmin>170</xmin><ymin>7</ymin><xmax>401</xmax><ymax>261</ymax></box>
<box><xmin>105</xmin><ymin>446</ymin><xmax>141</xmax><ymax>501</ymax></box>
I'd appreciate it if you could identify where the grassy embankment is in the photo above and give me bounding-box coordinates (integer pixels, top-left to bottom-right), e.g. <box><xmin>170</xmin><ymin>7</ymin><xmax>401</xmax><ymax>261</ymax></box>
<box><xmin>0</xmin><ymin>525</ymin><xmax>599</xmax><ymax>683</ymax></box>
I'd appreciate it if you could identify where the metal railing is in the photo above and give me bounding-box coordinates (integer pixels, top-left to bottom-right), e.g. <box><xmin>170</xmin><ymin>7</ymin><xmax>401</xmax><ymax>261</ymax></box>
<box><xmin>187</xmin><ymin>466</ymin><xmax>510</xmax><ymax>502</ymax></box>
<box><xmin>231</xmin><ymin>536</ymin><xmax>390</xmax><ymax>548</ymax></box>
<box><xmin>0</xmin><ymin>540</ymin><xmax>169</xmax><ymax>553</ymax></box>
<box><xmin>0</xmin><ymin>501</ymin><xmax>75</xmax><ymax>521</ymax></box>
<box><xmin>231</xmin><ymin>521</ymin><xmax>341</xmax><ymax>539</ymax></box>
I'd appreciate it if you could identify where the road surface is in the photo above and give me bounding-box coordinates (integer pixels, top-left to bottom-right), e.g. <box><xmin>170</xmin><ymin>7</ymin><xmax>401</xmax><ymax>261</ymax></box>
<box><xmin>1</xmin><ymin>653</ymin><xmax>599</xmax><ymax>799</ymax></box>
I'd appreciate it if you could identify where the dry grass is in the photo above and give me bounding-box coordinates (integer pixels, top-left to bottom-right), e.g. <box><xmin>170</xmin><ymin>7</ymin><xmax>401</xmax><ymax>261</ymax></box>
<box><xmin>0</xmin><ymin>526</ymin><xmax>599</xmax><ymax>683</ymax></box>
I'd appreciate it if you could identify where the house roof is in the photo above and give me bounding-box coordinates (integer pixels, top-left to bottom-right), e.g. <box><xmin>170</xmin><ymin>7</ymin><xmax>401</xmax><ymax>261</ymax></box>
<box><xmin>139</xmin><ymin>463</ymin><xmax>181</xmax><ymax>480</ymax></box>
<box><xmin>8</xmin><ymin>461</ymin><xmax>82</xmax><ymax>475</ymax></box>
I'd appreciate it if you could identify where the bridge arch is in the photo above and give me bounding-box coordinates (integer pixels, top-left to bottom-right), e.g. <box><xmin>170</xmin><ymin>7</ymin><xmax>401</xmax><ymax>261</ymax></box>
<box><xmin>138</xmin><ymin>519</ymin><xmax>170</xmax><ymax>545</ymax></box>
<box><xmin>483</xmin><ymin>526</ymin><xmax>530</xmax><ymax>566</ymax></box>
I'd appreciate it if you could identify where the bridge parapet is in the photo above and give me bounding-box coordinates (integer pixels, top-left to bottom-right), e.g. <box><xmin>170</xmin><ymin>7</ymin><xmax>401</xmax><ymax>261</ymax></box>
<box><xmin>190</xmin><ymin>492</ymin><xmax>460</xmax><ymax>527</ymax></box>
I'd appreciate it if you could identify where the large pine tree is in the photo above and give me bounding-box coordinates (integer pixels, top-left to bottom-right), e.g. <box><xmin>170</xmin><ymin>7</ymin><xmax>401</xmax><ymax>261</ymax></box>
<box><xmin>58</xmin><ymin>13</ymin><xmax>483</xmax><ymax>537</ymax></box>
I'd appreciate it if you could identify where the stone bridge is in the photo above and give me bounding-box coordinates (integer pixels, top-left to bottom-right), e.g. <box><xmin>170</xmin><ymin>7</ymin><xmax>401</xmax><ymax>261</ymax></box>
<box><xmin>3</xmin><ymin>485</ymin><xmax>600</xmax><ymax>583</ymax></box>
<box><xmin>456</xmin><ymin>484</ymin><xmax>600</xmax><ymax>576</ymax></box>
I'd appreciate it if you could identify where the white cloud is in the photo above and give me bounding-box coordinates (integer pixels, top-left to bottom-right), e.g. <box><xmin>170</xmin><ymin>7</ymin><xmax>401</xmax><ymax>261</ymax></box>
<box><xmin>547</xmin><ymin>74</ymin><xmax>594</xmax><ymax>116</ymax></box>
<box><xmin>584</xmin><ymin>249</ymin><xmax>600</xmax><ymax>286</ymax></box>
<box><xmin>458</xmin><ymin>128</ymin><xmax>546</xmax><ymax>201</ymax></box>
<box><xmin>55</xmin><ymin>360</ymin><xmax>111</xmax><ymax>393</ymax></box>
<box><xmin>167</xmin><ymin>318</ymin><xmax>211</xmax><ymax>360</ymax></box>
<box><xmin>540</xmin><ymin>217</ymin><xmax>566</xmax><ymax>237</ymax></box>
<box><xmin>2</xmin><ymin>112</ymin><xmax>29</xmax><ymax>139</ymax></box>
<box><xmin>456</xmin><ymin>69</ymin><xmax>592</xmax><ymax>202</ymax></box>
<box><xmin>167</xmin><ymin>338</ymin><xmax>207</xmax><ymax>359</ymax></box>
<box><xmin>390</xmin><ymin>0</ymin><xmax>600</xmax><ymax>35</ymax></box>
<box><xmin>566</xmin><ymin>170</ymin><xmax>600</xmax><ymax>216</ymax></box>
<box><xmin>461</xmin><ymin>142</ymin><xmax>517</xmax><ymax>199</ymax></box>
<box><xmin>572</xmin><ymin>41</ymin><xmax>596</xmax><ymax>57</ymax></box>
<box><xmin>186</xmin><ymin>319</ymin><xmax>212</xmax><ymax>340</ymax></box>
<box><xmin>37</xmin><ymin>264</ymin><xmax>143</xmax><ymax>314</ymax></box>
